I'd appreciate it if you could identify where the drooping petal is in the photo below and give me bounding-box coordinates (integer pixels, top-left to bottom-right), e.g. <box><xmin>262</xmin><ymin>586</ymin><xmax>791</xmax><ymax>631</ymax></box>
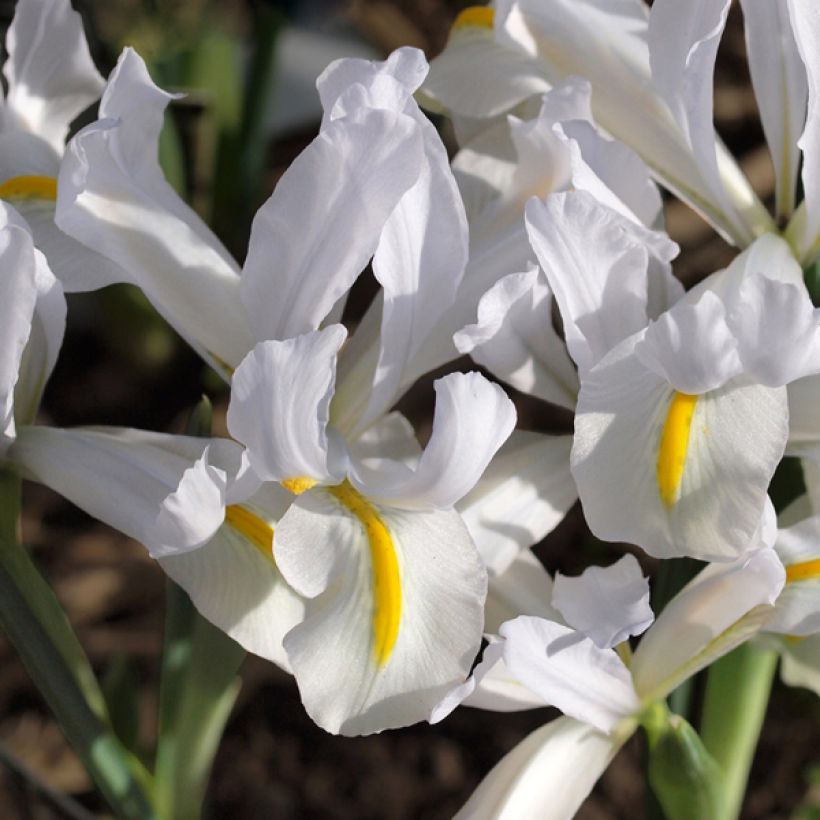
<box><xmin>56</xmin><ymin>48</ymin><xmax>252</xmax><ymax>371</ymax></box>
<box><xmin>458</xmin><ymin>430</ymin><xmax>576</xmax><ymax>577</ymax></box>
<box><xmin>573</xmin><ymin>332</ymin><xmax>789</xmax><ymax>561</ymax></box>
<box><xmin>454</xmin><ymin>266</ymin><xmax>579</xmax><ymax>411</ymax></box>
<box><xmin>226</xmin><ymin>327</ymin><xmax>349</xmax><ymax>486</ymax></box>
<box><xmin>356</xmin><ymin>372</ymin><xmax>516</xmax><ymax>510</ymax></box>
<box><xmin>525</xmin><ymin>192</ymin><xmax>653</xmax><ymax>376</ymax></box>
<box><xmin>9</xmin><ymin>427</ymin><xmax>245</xmax><ymax>557</ymax></box>
<box><xmin>500</xmin><ymin>617</ymin><xmax>640</xmax><ymax>734</ymax></box>
<box><xmin>275</xmin><ymin>486</ymin><xmax>486</xmax><ymax>735</ymax></box>
<box><xmin>160</xmin><ymin>482</ymin><xmax>304</xmax><ymax>671</ymax></box>
<box><xmin>240</xmin><ymin>107</ymin><xmax>423</xmax><ymax>344</ymax></box>
<box><xmin>454</xmin><ymin>716</ymin><xmax>621</xmax><ymax>820</ymax></box>
<box><xmin>3</xmin><ymin>0</ymin><xmax>104</xmax><ymax>152</ymax></box>
<box><xmin>552</xmin><ymin>554</ymin><xmax>653</xmax><ymax>649</ymax></box>
<box><xmin>630</xmin><ymin>548</ymin><xmax>785</xmax><ymax>703</ymax></box>
<box><xmin>740</xmin><ymin>0</ymin><xmax>807</xmax><ymax>219</ymax></box>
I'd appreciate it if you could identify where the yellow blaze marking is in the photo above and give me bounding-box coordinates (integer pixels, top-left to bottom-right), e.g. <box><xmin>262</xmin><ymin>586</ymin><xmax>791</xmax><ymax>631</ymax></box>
<box><xmin>785</xmin><ymin>557</ymin><xmax>820</xmax><ymax>584</ymax></box>
<box><xmin>0</xmin><ymin>175</ymin><xmax>58</xmax><ymax>201</ymax></box>
<box><xmin>328</xmin><ymin>481</ymin><xmax>401</xmax><ymax>667</ymax></box>
<box><xmin>281</xmin><ymin>476</ymin><xmax>318</xmax><ymax>496</ymax></box>
<box><xmin>225</xmin><ymin>504</ymin><xmax>275</xmax><ymax>565</ymax></box>
<box><xmin>657</xmin><ymin>392</ymin><xmax>698</xmax><ymax>508</ymax></box>
<box><xmin>453</xmin><ymin>6</ymin><xmax>495</xmax><ymax>30</ymax></box>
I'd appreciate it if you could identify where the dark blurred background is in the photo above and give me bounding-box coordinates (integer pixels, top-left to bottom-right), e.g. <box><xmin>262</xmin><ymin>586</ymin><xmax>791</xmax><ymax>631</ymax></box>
<box><xmin>0</xmin><ymin>0</ymin><xmax>818</xmax><ymax>817</ymax></box>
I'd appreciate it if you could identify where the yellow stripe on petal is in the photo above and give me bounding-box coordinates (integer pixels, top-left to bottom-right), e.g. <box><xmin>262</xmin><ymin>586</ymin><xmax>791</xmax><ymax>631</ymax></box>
<box><xmin>785</xmin><ymin>557</ymin><xmax>820</xmax><ymax>583</ymax></box>
<box><xmin>657</xmin><ymin>392</ymin><xmax>698</xmax><ymax>508</ymax></box>
<box><xmin>329</xmin><ymin>481</ymin><xmax>401</xmax><ymax>667</ymax></box>
<box><xmin>0</xmin><ymin>175</ymin><xmax>58</xmax><ymax>201</ymax></box>
<box><xmin>281</xmin><ymin>476</ymin><xmax>318</xmax><ymax>495</ymax></box>
<box><xmin>225</xmin><ymin>504</ymin><xmax>275</xmax><ymax>565</ymax></box>
<box><xmin>452</xmin><ymin>6</ymin><xmax>495</xmax><ymax>30</ymax></box>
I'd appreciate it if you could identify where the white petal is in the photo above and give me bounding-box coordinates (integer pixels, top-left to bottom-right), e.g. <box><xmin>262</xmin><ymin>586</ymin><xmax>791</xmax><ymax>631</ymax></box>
<box><xmin>454</xmin><ymin>716</ymin><xmax>621</xmax><ymax>820</ymax></box>
<box><xmin>276</xmin><ymin>488</ymin><xmax>486</xmax><ymax>735</ymax></box>
<box><xmin>3</xmin><ymin>0</ymin><xmax>103</xmax><ymax>152</ymax></box>
<box><xmin>357</xmin><ymin>372</ymin><xmax>516</xmax><ymax>510</ymax></box>
<box><xmin>454</xmin><ymin>266</ymin><xmax>579</xmax><ymax>411</ymax></box>
<box><xmin>630</xmin><ymin>548</ymin><xmax>786</xmax><ymax>702</ymax></box>
<box><xmin>458</xmin><ymin>431</ymin><xmax>575</xmax><ymax>577</ymax></box>
<box><xmin>226</xmin><ymin>327</ymin><xmax>348</xmax><ymax>485</ymax></box>
<box><xmin>240</xmin><ymin>108</ymin><xmax>423</xmax><ymax>343</ymax></box>
<box><xmin>9</xmin><ymin>427</ymin><xmax>245</xmax><ymax>557</ymax></box>
<box><xmin>741</xmin><ymin>0</ymin><xmax>807</xmax><ymax>218</ymax></box>
<box><xmin>787</xmin><ymin>0</ymin><xmax>820</xmax><ymax>256</ymax></box>
<box><xmin>56</xmin><ymin>48</ymin><xmax>252</xmax><ymax>370</ymax></box>
<box><xmin>525</xmin><ymin>192</ymin><xmax>652</xmax><ymax>376</ymax></box>
<box><xmin>160</xmin><ymin>483</ymin><xmax>303</xmax><ymax>671</ymax></box>
<box><xmin>573</xmin><ymin>332</ymin><xmax>788</xmax><ymax>560</ymax></box>
<box><xmin>552</xmin><ymin>554</ymin><xmax>653</xmax><ymax>649</ymax></box>
<box><xmin>787</xmin><ymin>376</ymin><xmax>820</xmax><ymax>450</ymax></box>
<box><xmin>779</xmin><ymin>634</ymin><xmax>820</xmax><ymax>696</ymax></box>
<box><xmin>500</xmin><ymin>616</ymin><xmax>640</xmax><ymax>733</ymax></box>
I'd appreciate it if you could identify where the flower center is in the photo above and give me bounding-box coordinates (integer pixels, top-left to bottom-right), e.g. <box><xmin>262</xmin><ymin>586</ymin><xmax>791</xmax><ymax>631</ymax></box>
<box><xmin>785</xmin><ymin>557</ymin><xmax>820</xmax><ymax>583</ymax></box>
<box><xmin>656</xmin><ymin>392</ymin><xmax>698</xmax><ymax>508</ymax></box>
<box><xmin>0</xmin><ymin>175</ymin><xmax>58</xmax><ymax>201</ymax></box>
<box><xmin>452</xmin><ymin>6</ymin><xmax>495</xmax><ymax>31</ymax></box>
<box><xmin>224</xmin><ymin>505</ymin><xmax>275</xmax><ymax>565</ymax></box>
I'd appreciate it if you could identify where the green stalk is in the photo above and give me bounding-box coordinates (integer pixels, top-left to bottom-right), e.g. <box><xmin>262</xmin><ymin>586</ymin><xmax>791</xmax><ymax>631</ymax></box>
<box><xmin>699</xmin><ymin>642</ymin><xmax>778</xmax><ymax>820</ymax></box>
<box><xmin>0</xmin><ymin>469</ymin><xmax>155</xmax><ymax>818</ymax></box>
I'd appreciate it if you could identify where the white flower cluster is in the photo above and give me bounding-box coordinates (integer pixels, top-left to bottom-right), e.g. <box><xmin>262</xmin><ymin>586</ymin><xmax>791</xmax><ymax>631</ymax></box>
<box><xmin>1</xmin><ymin>1</ymin><xmax>818</xmax><ymax>817</ymax></box>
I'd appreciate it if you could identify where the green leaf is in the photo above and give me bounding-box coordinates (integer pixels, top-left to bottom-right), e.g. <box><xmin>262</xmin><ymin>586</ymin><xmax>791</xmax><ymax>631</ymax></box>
<box><xmin>102</xmin><ymin>654</ymin><xmax>142</xmax><ymax>755</ymax></box>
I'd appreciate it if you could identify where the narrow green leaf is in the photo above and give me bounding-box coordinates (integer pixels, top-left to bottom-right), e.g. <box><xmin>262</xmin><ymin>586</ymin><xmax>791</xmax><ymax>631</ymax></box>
<box><xmin>102</xmin><ymin>654</ymin><xmax>142</xmax><ymax>755</ymax></box>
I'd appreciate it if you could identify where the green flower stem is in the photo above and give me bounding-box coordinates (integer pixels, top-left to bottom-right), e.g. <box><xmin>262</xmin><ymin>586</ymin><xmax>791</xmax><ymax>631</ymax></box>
<box><xmin>700</xmin><ymin>642</ymin><xmax>778</xmax><ymax>820</ymax></box>
<box><xmin>0</xmin><ymin>468</ymin><xmax>155</xmax><ymax>818</ymax></box>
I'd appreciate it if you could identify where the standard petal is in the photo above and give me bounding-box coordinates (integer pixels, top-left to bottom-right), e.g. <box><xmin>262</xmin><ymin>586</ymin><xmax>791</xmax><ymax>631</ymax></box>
<box><xmin>454</xmin><ymin>266</ymin><xmax>579</xmax><ymax>411</ymax></box>
<box><xmin>160</xmin><ymin>483</ymin><xmax>304</xmax><ymax>671</ymax></box>
<box><xmin>226</xmin><ymin>327</ymin><xmax>348</xmax><ymax>485</ymax></box>
<box><xmin>357</xmin><ymin>372</ymin><xmax>516</xmax><ymax>510</ymax></box>
<box><xmin>573</xmin><ymin>332</ymin><xmax>788</xmax><ymax>561</ymax></box>
<box><xmin>275</xmin><ymin>487</ymin><xmax>487</xmax><ymax>735</ymax></box>
<box><xmin>56</xmin><ymin>48</ymin><xmax>252</xmax><ymax>371</ymax></box>
<box><xmin>3</xmin><ymin>0</ymin><xmax>103</xmax><ymax>151</ymax></box>
<box><xmin>740</xmin><ymin>0</ymin><xmax>807</xmax><ymax>218</ymax></box>
<box><xmin>525</xmin><ymin>192</ymin><xmax>653</xmax><ymax>376</ymax></box>
<box><xmin>457</xmin><ymin>431</ymin><xmax>576</xmax><ymax>577</ymax></box>
<box><xmin>630</xmin><ymin>548</ymin><xmax>786</xmax><ymax>703</ymax></box>
<box><xmin>552</xmin><ymin>554</ymin><xmax>654</xmax><ymax>649</ymax></box>
<box><xmin>9</xmin><ymin>426</ymin><xmax>245</xmax><ymax>557</ymax></box>
<box><xmin>500</xmin><ymin>616</ymin><xmax>639</xmax><ymax>734</ymax></box>
<box><xmin>454</xmin><ymin>716</ymin><xmax>621</xmax><ymax>820</ymax></box>
<box><xmin>240</xmin><ymin>108</ymin><xmax>423</xmax><ymax>343</ymax></box>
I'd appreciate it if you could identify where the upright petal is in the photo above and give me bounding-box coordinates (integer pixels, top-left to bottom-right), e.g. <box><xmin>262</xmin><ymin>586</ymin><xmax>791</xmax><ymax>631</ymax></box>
<box><xmin>226</xmin><ymin>327</ymin><xmax>349</xmax><ymax>486</ymax></box>
<box><xmin>552</xmin><ymin>554</ymin><xmax>654</xmax><ymax>649</ymax></box>
<box><xmin>3</xmin><ymin>0</ymin><xmax>103</xmax><ymax>152</ymax></box>
<box><xmin>56</xmin><ymin>48</ymin><xmax>252</xmax><ymax>371</ymax></box>
<box><xmin>240</xmin><ymin>107</ymin><xmax>423</xmax><ymax>343</ymax></box>
<box><xmin>9</xmin><ymin>427</ymin><xmax>245</xmax><ymax>557</ymax></box>
<box><xmin>455</xmin><ymin>716</ymin><xmax>621</xmax><ymax>820</ymax></box>
<box><xmin>741</xmin><ymin>0</ymin><xmax>807</xmax><ymax>219</ymax></box>
<box><xmin>356</xmin><ymin>372</ymin><xmax>516</xmax><ymax>510</ymax></box>
<box><xmin>275</xmin><ymin>487</ymin><xmax>486</xmax><ymax>735</ymax></box>
<box><xmin>630</xmin><ymin>548</ymin><xmax>785</xmax><ymax>702</ymax></box>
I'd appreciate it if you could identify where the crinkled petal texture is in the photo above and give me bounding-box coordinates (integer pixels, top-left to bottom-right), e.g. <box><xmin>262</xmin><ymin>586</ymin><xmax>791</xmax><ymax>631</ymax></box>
<box><xmin>630</xmin><ymin>548</ymin><xmax>785</xmax><ymax>702</ymax></box>
<box><xmin>572</xmin><ymin>331</ymin><xmax>789</xmax><ymax>561</ymax></box>
<box><xmin>457</xmin><ymin>430</ymin><xmax>576</xmax><ymax>576</ymax></box>
<box><xmin>552</xmin><ymin>554</ymin><xmax>653</xmax><ymax>649</ymax></box>
<box><xmin>2</xmin><ymin>0</ymin><xmax>103</xmax><ymax>151</ymax></box>
<box><xmin>355</xmin><ymin>372</ymin><xmax>516</xmax><ymax>510</ymax></box>
<box><xmin>454</xmin><ymin>716</ymin><xmax>621</xmax><ymax>820</ymax></box>
<box><xmin>454</xmin><ymin>266</ymin><xmax>579</xmax><ymax>411</ymax></box>
<box><xmin>160</xmin><ymin>483</ymin><xmax>304</xmax><ymax>672</ymax></box>
<box><xmin>227</xmin><ymin>327</ymin><xmax>349</xmax><ymax>486</ymax></box>
<box><xmin>500</xmin><ymin>617</ymin><xmax>640</xmax><ymax>734</ymax></box>
<box><xmin>56</xmin><ymin>48</ymin><xmax>252</xmax><ymax>371</ymax></box>
<box><xmin>9</xmin><ymin>427</ymin><xmax>245</xmax><ymax>558</ymax></box>
<box><xmin>274</xmin><ymin>487</ymin><xmax>487</xmax><ymax>735</ymax></box>
<box><xmin>767</xmin><ymin>515</ymin><xmax>820</xmax><ymax>636</ymax></box>
<box><xmin>240</xmin><ymin>102</ymin><xmax>425</xmax><ymax>346</ymax></box>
